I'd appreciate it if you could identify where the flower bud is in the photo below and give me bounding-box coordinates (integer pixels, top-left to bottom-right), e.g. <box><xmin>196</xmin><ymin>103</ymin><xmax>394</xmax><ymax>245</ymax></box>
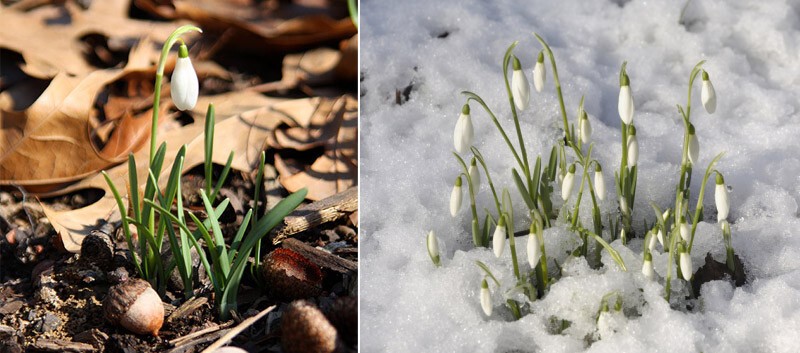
<box><xmin>580</xmin><ymin>110</ymin><xmax>592</xmax><ymax>143</ymax></box>
<box><xmin>480</xmin><ymin>279</ymin><xmax>492</xmax><ymax>316</ymax></box>
<box><xmin>527</xmin><ymin>223</ymin><xmax>541</xmax><ymax>267</ymax></box>
<box><xmin>656</xmin><ymin>229</ymin><xmax>665</xmax><ymax>248</ymax></box>
<box><xmin>627</xmin><ymin>126</ymin><xmax>639</xmax><ymax>167</ymax></box>
<box><xmin>619</xmin><ymin>196</ymin><xmax>629</xmax><ymax>216</ymax></box>
<box><xmin>426</xmin><ymin>230</ymin><xmax>440</xmax><ymax>266</ymax></box>
<box><xmin>618</xmin><ymin>73</ymin><xmax>634</xmax><ymax>124</ymax></box>
<box><xmin>679</xmin><ymin>244</ymin><xmax>692</xmax><ymax>281</ymax></box>
<box><xmin>468</xmin><ymin>157</ymin><xmax>481</xmax><ymax>192</ymax></box>
<box><xmin>642</xmin><ymin>252</ymin><xmax>654</xmax><ymax>280</ymax></box>
<box><xmin>561</xmin><ymin>164</ymin><xmax>576</xmax><ymax>201</ymax></box>
<box><xmin>449</xmin><ymin>176</ymin><xmax>463</xmax><ymax>217</ymax></box>
<box><xmin>647</xmin><ymin>231</ymin><xmax>657</xmax><ymax>252</ymax></box>
<box><xmin>594</xmin><ymin>164</ymin><xmax>605</xmax><ymax>201</ymax></box>
<box><xmin>511</xmin><ymin>56</ymin><xmax>530</xmax><ymax>111</ymax></box>
<box><xmin>715</xmin><ymin>173</ymin><xmax>729</xmax><ymax>222</ymax></box>
<box><xmin>688</xmin><ymin>124</ymin><xmax>699</xmax><ymax>165</ymax></box>
<box><xmin>701</xmin><ymin>71</ymin><xmax>716</xmax><ymax>114</ymax></box>
<box><xmin>533</xmin><ymin>51</ymin><xmax>546</xmax><ymax>93</ymax></box>
<box><xmin>679</xmin><ymin>216</ymin><xmax>690</xmax><ymax>242</ymax></box>
<box><xmin>493</xmin><ymin>216</ymin><xmax>507</xmax><ymax>258</ymax></box>
<box><xmin>171</xmin><ymin>44</ymin><xmax>199</xmax><ymax>111</ymax></box>
<box><xmin>454</xmin><ymin>104</ymin><xmax>474</xmax><ymax>154</ymax></box>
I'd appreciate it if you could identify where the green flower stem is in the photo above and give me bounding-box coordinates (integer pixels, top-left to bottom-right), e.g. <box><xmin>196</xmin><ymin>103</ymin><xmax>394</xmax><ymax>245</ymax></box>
<box><xmin>688</xmin><ymin>153</ymin><xmax>724</xmax><ymax>252</ymax></box>
<box><xmin>150</xmin><ymin>25</ymin><xmax>203</xmax><ymax>164</ymax></box>
<box><xmin>454</xmin><ymin>153</ymin><xmax>481</xmax><ymax>246</ymax></box>
<box><xmin>462</xmin><ymin>91</ymin><xmax>524</xmax><ymax>171</ymax></box>
<box><xmin>502</xmin><ymin>190</ymin><xmax>522</xmax><ymax>281</ymax></box>
<box><xmin>534</xmin><ymin>33</ymin><xmax>570</xmax><ymax>145</ymax></box>
<box><xmin>471</xmin><ymin>147</ymin><xmax>502</xmax><ymax>214</ymax></box>
<box><xmin>501</xmin><ymin>42</ymin><xmax>531</xmax><ymax>183</ymax></box>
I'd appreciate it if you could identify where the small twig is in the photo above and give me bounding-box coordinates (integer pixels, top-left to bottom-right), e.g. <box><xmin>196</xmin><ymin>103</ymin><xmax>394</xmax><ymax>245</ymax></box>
<box><xmin>271</xmin><ymin>187</ymin><xmax>358</xmax><ymax>245</ymax></box>
<box><xmin>200</xmin><ymin>305</ymin><xmax>276</xmax><ymax>353</ymax></box>
<box><xmin>169</xmin><ymin>321</ymin><xmax>232</xmax><ymax>347</ymax></box>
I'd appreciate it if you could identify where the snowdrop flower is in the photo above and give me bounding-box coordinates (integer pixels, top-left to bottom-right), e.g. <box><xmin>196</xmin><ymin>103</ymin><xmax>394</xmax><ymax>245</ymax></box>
<box><xmin>493</xmin><ymin>216</ymin><xmax>507</xmax><ymax>258</ymax></box>
<box><xmin>715</xmin><ymin>173</ymin><xmax>729</xmax><ymax>222</ymax></box>
<box><xmin>511</xmin><ymin>56</ymin><xmax>530</xmax><ymax>111</ymax></box>
<box><xmin>656</xmin><ymin>229</ymin><xmax>665</xmax><ymax>248</ymax></box>
<box><xmin>561</xmin><ymin>164</ymin><xmax>576</xmax><ymax>201</ymax></box>
<box><xmin>619</xmin><ymin>196</ymin><xmax>629</xmax><ymax>216</ymax></box>
<box><xmin>701</xmin><ymin>71</ymin><xmax>716</xmax><ymax>114</ymax></box>
<box><xmin>679</xmin><ymin>216</ymin><xmax>690</xmax><ymax>242</ymax></box>
<box><xmin>647</xmin><ymin>231</ymin><xmax>657</xmax><ymax>252</ymax></box>
<box><xmin>533</xmin><ymin>51</ymin><xmax>546</xmax><ymax>93</ymax></box>
<box><xmin>580</xmin><ymin>110</ymin><xmax>592</xmax><ymax>143</ymax></box>
<box><xmin>449</xmin><ymin>176</ymin><xmax>463</xmax><ymax>217</ymax></box>
<box><xmin>426</xmin><ymin>230</ymin><xmax>440</xmax><ymax>267</ymax></box>
<box><xmin>642</xmin><ymin>252</ymin><xmax>654</xmax><ymax>280</ymax></box>
<box><xmin>453</xmin><ymin>104</ymin><xmax>474</xmax><ymax>154</ymax></box>
<box><xmin>688</xmin><ymin>124</ymin><xmax>699</xmax><ymax>165</ymax></box>
<box><xmin>618</xmin><ymin>73</ymin><xmax>634</xmax><ymax>124</ymax></box>
<box><xmin>679</xmin><ymin>244</ymin><xmax>693</xmax><ymax>281</ymax></box>
<box><xmin>480</xmin><ymin>279</ymin><xmax>492</xmax><ymax>316</ymax></box>
<box><xmin>527</xmin><ymin>224</ymin><xmax>541</xmax><ymax>267</ymax></box>
<box><xmin>594</xmin><ymin>164</ymin><xmax>605</xmax><ymax>201</ymax></box>
<box><xmin>468</xmin><ymin>157</ymin><xmax>481</xmax><ymax>192</ymax></box>
<box><xmin>171</xmin><ymin>43</ymin><xmax>199</xmax><ymax>111</ymax></box>
<box><xmin>627</xmin><ymin>126</ymin><xmax>639</xmax><ymax>167</ymax></box>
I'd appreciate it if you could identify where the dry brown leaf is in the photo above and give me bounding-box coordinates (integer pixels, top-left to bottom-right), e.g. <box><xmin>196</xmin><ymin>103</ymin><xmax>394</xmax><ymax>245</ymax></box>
<box><xmin>43</xmin><ymin>94</ymin><xmax>333</xmax><ymax>252</ymax></box>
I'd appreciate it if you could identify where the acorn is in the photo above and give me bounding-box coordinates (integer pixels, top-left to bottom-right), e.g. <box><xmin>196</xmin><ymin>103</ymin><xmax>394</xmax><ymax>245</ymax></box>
<box><xmin>281</xmin><ymin>300</ymin><xmax>338</xmax><ymax>353</ymax></box>
<box><xmin>262</xmin><ymin>249</ymin><xmax>323</xmax><ymax>300</ymax></box>
<box><xmin>326</xmin><ymin>296</ymin><xmax>357</xmax><ymax>346</ymax></box>
<box><xmin>103</xmin><ymin>278</ymin><xmax>164</xmax><ymax>336</ymax></box>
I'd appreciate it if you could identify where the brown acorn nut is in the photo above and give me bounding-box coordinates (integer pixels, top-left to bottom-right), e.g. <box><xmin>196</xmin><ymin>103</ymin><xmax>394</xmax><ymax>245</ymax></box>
<box><xmin>262</xmin><ymin>249</ymin><xmax>323</xmax><ymax>300</ymax></box>
<box><xmin>103</xmin><ymin>278</ymin><xmax>164</xmax><ymax>336</ymax></box>
<box><xmin>281</xmin><ymin>300</ymin><xmax>338</xmax><ymax>353</ymax></box>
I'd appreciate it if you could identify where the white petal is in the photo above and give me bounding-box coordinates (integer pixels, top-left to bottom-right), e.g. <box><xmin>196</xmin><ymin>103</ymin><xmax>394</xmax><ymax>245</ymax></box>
<box><xmin>688</xmin><ymin>134</ymin><xmax>699</xmax><ymax>165</ymax></box>
<box><xmin>701</xmin><ymin>80</ymin><xmax>717</xmax><ymax>114</ymax></box>
<box><xmin>580</xmin><ymin>117</ymin><xmax>592</xmax><ymax>143</ymax></box>
<box><xmin>492</xmin><ymin>225</ymin><xmax>506</xmax><ymax>258</ymax></box>
<box><xmin>468</xmin><ymin>163</ymin><xmax>481</xmax><ymax>191</ymax></box>
<box><xmin>561</xmin><ymin>172</ymin><xmax>575</xmax><ymax>201</ymax></box>
<box><xmin>716</xmin><ymin>183</ymin><xmax>729</xmax><ymax>222</ymax></box>
<box><xmin>527</xmin><ymin>233</ymin><xmax>541</xmax><ymax>267</ymax></box>
<box><xmin>480</xmin><ymin>285</ymin><xmax>493</xmax><ymax>316</ymax></box>
<box><xmin>449</xmin><ymin>184</ymin><xmax>462</xmax><ymax>217</ymax></box>
<box><xmin>642</xmin><ymin>260</ymin><xmax>654</xmax><ymax>280</ymax></box>
<box><xmin>594</xmin><ymin>170</ymin><xmax>606</xmax><ymax>201</ymax></box>
<box><xmin>647</xmin><ymin>234</ymin><xmax>657</xmax><ymax>252</ymax></box>
<box><xmin>618</xmin><ymin>85</ymin><xmax>634</xmax><ymax>124</ymax></box>
<box><xmin>619</xmin><ymin>197</ymin><xmax>629</xmax><ymax>215</ymax></box>
<box><xmin>171</xmin><ymin>57</ymin><xmax>199</xmax><ymax>111</ymax></box>
<box><xmin>453</xmin><ymin>113</ymin><xmax>474</xmax><ymax>154</ymax></box>
<box><xmin>427</xmin><ymin>231</ymin><xmax>440</xmax><ymax>265</ymax></box>
<box><xmin>656</xmin><ymin>229</ymin><xmax>664</xmax><ymax>247</ymax></box>
<box><xmin>511</xmin><ymin>69</ymin><xmax>530</xmax><ymax>111</ymax></box>
<box><xmin>533</xmin><ymin>62</ymin><xmax>545</xmax><ymax>93</ymax></box>
<box><xmin>627</xmin><ymin>135</ymin><xmax>639</xmax><ymax>167</ymax></box>
<box><xmin>679</xmin><ymin>221</ymin><xmax>690</xmax><ymax>242</ymax></box>
<box><xmin>680</xmin><ymin>252</ymin><xmax>693</xmax><ymax>281</ymax></box>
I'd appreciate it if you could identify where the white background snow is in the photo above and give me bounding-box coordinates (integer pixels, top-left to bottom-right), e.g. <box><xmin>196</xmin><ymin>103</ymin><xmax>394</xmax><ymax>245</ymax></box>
<box><xmin>360</xmin><ymin>0</ymin><xmax>800</xmax><ymax>352</ymax></box>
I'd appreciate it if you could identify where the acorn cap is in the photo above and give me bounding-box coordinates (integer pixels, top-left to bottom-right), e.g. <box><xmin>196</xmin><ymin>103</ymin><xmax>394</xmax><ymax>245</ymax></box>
<box><xmin>80</xmin><ymin>229</ymin><xmax>115</xmax><ymax>267</ymax></box>
<box><xmin>262</xmin><ymin>249</ymin><xmax>323</xmax><ymax>301</ymax></box>
<box><xmin>326</xmin><ymin>296</ymin><xmax>357</xmax><ymax>346</ymax></box>
<box><xmin>103</xmin><ymin>278</ymin><xmax>164</xmax><ymax>336</ymax></box>
<box><xmin>282</xmin><ymin>300</ymin><xmax>338</xmax><ymax>353</ymax></box>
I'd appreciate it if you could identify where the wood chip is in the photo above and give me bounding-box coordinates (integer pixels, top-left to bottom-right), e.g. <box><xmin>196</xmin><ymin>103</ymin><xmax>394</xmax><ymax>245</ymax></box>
<box><xmin>167</xmin><ymin>296</ymin><xmax>209</xmax><ymax>323</ymax></box>
<box><xmin>282</xmin><ymin>238</ymin><xmax>357</xmax><ymax>275</ymax></box>
<box><xmin>270</xmin><ymin>187</ymin><xmax>357</xmax><ymax>245</ymax></box>
<box><xmin>30</xmin><ymin>339</ymin><xmax>96</xmax><ymax>352</ymax></box>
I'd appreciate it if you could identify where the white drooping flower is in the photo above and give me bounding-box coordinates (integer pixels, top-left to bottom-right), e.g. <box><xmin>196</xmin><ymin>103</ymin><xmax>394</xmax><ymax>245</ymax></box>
<box><xmin>454</xmin><ymin>104</ymin><xmax>474</xmax><ymax>154</ymax></box>
<box><xmin>511</xmin><ymin>56</ymin><xmax>530</xmax><ymax>111</ymax></box>
<box><xmin>688</xmin><ymin>125</ymin><xmax>699</xmax><ymax>165</ymax></box>
<box><xmin>449</xmin><ymin>177</ymin><xmax>463</xmax><ymax>217</ymax></box>
<box><xmin>561</xmin><ymin>164</ymin><xmax>576</xmax><ymax>201</ymax></box>
<box><xmin>426</xmin><ymin>230</ymin><xmax>440</xmax><ymax>266</ymax></box>
<box><xmin>642</xmin><ymin>252</ymin><xmax>654</xmax><ymax>280</ymax></box>
<box><xmin>679</xmin><ymin>217</ymin><xmax>690</xmax><ymax>242</ymax></box>
<box><xmin>594</xmin><ymin>164</ymin><xmax>605</xmax><ymax>201</ymax></box>
<box><xmin>679</xmin><ymin>245</ymin><xmax>693</xmax><ymax>281</ymax></box>
<box><xmin>627</xmin><ymin>127</ymin><xmax>639</xmax><ymax>167</ymax></box>
<box><xmin>580</xmin><ymin>111</ymin><xmax>592</xmax><ymax>143</ymax></box>
<box><xmin>618</xmin><ymin>73</ymin><xmax>634</xmax><ymax>124</ymax></box>
<box><xmin>715</xmin><ymin>173</ymin><xmax>729</xmax><ymax>222</ymax></box>
<box><xmin>468</xmin><ymin>158</ymin><xmax>481</xmax><ymax>192</ymax></box>
<box><xmin>533</xmin><ymin>51</ymin><xmax>546</xmax><ymax>93</ymax></box>
<box><xmin>701</xmin><ymin>71</ymin><xmax>717</xmax><ymax>114</ymax></box>
<box><xmin>171</xmin><ymin>44</ymin><xmax>199</xmax><ymax>111</ymax></box>
<box><xmin>647</xmin><ymin>231</ymin><xmax>657</xmax><ymax>252</ymax></box>
<box><xmin>656</xmin><ymin>229</ymin><xmax>665</xmax><ymax>247</ymax></box>
<box><xmin>480</xmin><ymin>279</ymin><xmax>492</xmax><ymax>316</ymax></box>
<box><xmin>492</xmin><ymin>216</ymin><xmax>507</xmax><ymax>258</ymax></box>
<box><xmin>527</xmin><ymin>225</ymin><xmax>541</xmax><ymax>267</ymax></box>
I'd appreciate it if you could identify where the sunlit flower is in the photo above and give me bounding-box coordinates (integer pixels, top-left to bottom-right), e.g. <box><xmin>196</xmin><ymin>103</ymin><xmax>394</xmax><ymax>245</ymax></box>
<box><xmin>580</xmin><ymin>111</ymin><xmax>592</xmax><ymax>143</ymax></box>
<box><xmin>511</xmin><ymin>56</ymin><xmax>530</xmax><ymax>111</ymax></box>
<box><xmin>454</xmin><ymin>104</ymin><xmax>474</xmax><ymax>154</ymax></box>
<box><xmin>701</xmin><ymin>71</ymin><xmax>716</xmax><ymax>114</ymax></box>
<box><xmin>426</xmin><ymin>230</ymin><xmax>440</xmax><ymax>267</ymax></box>
<box><xmin>618</xmin><ymin>73</ymin><xmax>634</xmax><ymax>124</ymax></box>
<box><xmin>449</xmin><ymin>176</ymin><xmax>463</xmax><ymax>217</ymax></box>
<box><xmin>561</xmin><ymin>164</ymin><xmax>576</xmax><ymax>201</ymax></box>
<box><xmin>533</xmin><ymin>51</ymin><xmax>546</xmax><ymax>93</ymax></box>
<box><xmin>627</xmin><ymin>126</ymin><xmax>639</xmax><ymax>167</ymax></box>
<box><xmin>480</xmin><ymin>279</ymin><xmax>492</xmax><ymax>316</ymax></box>
<box><xmin>679</xmin><ymin>216</ymin><xmax>690</xmax><ymax>242</ymax></box>
<box><xmin>468</xmin><ymin>157</ymin><xmax>481</xmax><ymax>192</ymax></box>
<box><xmin>679</xmin><ymin>244</ymin><xmax>693</xmax><ymax>281</ymax></box>
<box><xmin>527</xmin><ymin>225</ymin><xmax>541</xmax><ymax>267</ymax></box>
<box><xmin>171</xmin><ymin>44</ymin><xmax>199</xmax><ymax>111</ymax></box>
<box><xmin>642</xmin><ymin>252</ymin><xmax>654</xmax><ymax>280</ymax></box>
<box><xmin>715</xmin><ymin>173</ymin><xmax>729</xmax><ymax>222</ymax></box>
<box><xmin>493</xmin><ymin>216</ymin><xmax>507</xmax><ymax>258</ymax></box>
<box><xmin>594</xmin><ymin>164</ymin><xmax>605</xmax><ymax>201</ymax></box>
<box><xmin>688</xmin><ymin>124</ymin><xmax>699</xmax><ymax>165</ymax></box>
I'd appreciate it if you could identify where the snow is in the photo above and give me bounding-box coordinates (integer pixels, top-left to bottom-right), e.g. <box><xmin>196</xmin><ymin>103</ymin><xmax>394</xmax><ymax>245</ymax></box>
<box><xmin>360</xmin><ymin>0</ymin><xmax>800</xmax><ymax>352</ymax></box>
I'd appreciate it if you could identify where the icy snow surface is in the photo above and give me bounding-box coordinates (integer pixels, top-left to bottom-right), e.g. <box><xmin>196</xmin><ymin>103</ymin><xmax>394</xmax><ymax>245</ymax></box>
<box><xmin>360</xmin><ymin>1</ymin><xmax>800</xmax><ymax>352</ymax></box>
